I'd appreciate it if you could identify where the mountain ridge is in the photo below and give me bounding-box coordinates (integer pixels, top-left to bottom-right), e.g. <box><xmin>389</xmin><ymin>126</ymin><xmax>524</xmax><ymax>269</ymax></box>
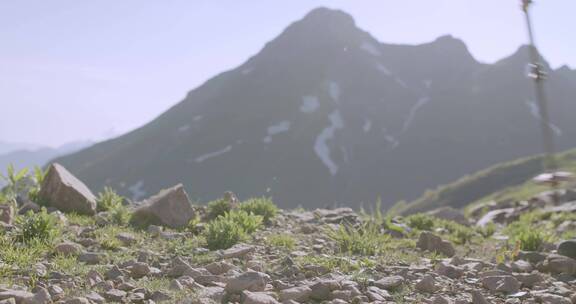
<box><xmin>51</xmin><ymin>7</ymin><xmax>576</xmax><ymax>209</ymax></box>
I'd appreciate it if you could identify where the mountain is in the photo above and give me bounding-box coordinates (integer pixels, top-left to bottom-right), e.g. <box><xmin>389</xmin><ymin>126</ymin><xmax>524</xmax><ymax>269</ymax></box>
<box><xmin>52</xmin><ymin>8</ymin><xmax>576</xmax><ymax>208</ymax></box>
<box><xmin>0</xmin><ymin>141</ymin><xmax>43</xmax><ymax>156</ymax></box>
<box><xmin>0</xmin><ymin>141</ymin><xmax>93</xmax><ymax>174</ymax></box>
<box><xmin>399</xmin><ymin>148</ymin><xmax>576</xmax><ymax>215</ymax></box>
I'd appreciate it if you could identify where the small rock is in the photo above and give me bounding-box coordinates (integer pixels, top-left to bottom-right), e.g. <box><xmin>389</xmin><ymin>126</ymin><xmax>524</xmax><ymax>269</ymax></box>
<box><xmin>102</xmin><ymin>289</ymin><xmax>126</xmax><ymax>302</ymax></box>
<box><xmin>417</xmin><ymin>232</ymin><xmax>455</xmax><ymax>257</ymax></box>
<box><xmin>415</xmin><ymin>275</ymin><xmax>436</xmax><ymax>293</ymax></box>
<box><xmin>78</xmin><ymin>252</ymin><xmax>106</xmax><ymax>265</ymax></box>
<box><xmin>130</xmin><ymin>262</ymin><xmax>151</xmax><ymax>278</ymax></box>
<box><xmin>481</xmin><ymin>275</ymin><xmax>520</xmax><ymax>293</ymax></box>
<box><xmin>221</xmin><ymin>244</ymin><xmax>255</xmax><ymax>259</ymax></box>
<box><xmin>279</xmin><ymin>286</ymin><xmax>312</xmax><ymax>302</ymax></box>
<box><xmin>540</xmin><ymin>254</ymin><xmax>576</xmax><ymax>275</ymax></box>
<box><xmin>435</xmin><ymin>262</ymin><xmax>464</xmax><ymax>279</ymax></box>
<box><xmin>0</xmin><ymin>290</ymin><xmax>34</xmax><ymax>304</ymax></box>
<box><xmin>116</xmin><ymin>233</ymin><xmax>137</xmax><ymax>246</ymax></box>
<box><xmin>471</xmin><ymin>290</ymin><xmax>489</xmax><ymax>304</ymax></box>
<box><xmin>374</xmin><ymin>276</ymin><xmax>404</xmax><ymax>291</ymax></box>
<box><xmin>64</xmin><ymin>298</ymin><xmax>90</xmax><ymax>304</ymax></box>
<box><xmin>225</xmin><ymin>271</ymin><xmax>270</xmax><ymax>293</ymax></box>
<box><xmin>27</xmin><ymin>288</ymin><xmax>51</xmax><ymax>304</ymax></box>
<box><xmin>309</xmin><ymin>280</ymin><xmax>340</xmax><ymax>301</ymax></box>
<box><xmin>242</xmin><ymin>291</ymin><xmax>279</xmax><ymax>304</ymax></box>
<box><xmin>54</xmin><ymin>242</ymin><xmax>82</xmax><ymax>256</ymax></box>
<box><xmin>557</xmin><ymin>239</ymin><xmax>576</xmax><ymax>260</ymax></box>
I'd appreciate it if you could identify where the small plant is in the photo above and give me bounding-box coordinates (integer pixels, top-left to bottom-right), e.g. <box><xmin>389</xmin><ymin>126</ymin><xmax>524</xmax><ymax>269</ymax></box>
<box><xmin>97</xmin><ymin>187</ymin><xmax>124</xmax><ymax>212</ymax></box>
<box><xmin>477</xmin><ymin>222</ymin><xmax>496</xmax><ymax>238</ymax></box>
<box><xmin>239</xmin><ymin>197</ymin><xmax>278</xmax><ymax>224</ymax></box>
<box><xmin>203</xmin><ymin>210</ymin><xmax>263</xmax><ymax>250</ymax></box>
<box><xmin>223</xmin><ymin>210</ymin><xmax>262</xmax><ymax>234</ymax></box>
<box><xmin>28</xmin><ymin>166</ymin><xmax>48</xmax><ymax>204</ymax></box>
<box><xmin>206</xmin><ymin>199</ymin><xmax>231</xmax><ymax>220</ymax></box>
<box><xmin>405</xmin><ymin>214</ymin><xmax>435</xmax><ymax>231</ymax></box>
<box><xmin>203</xmin><ymin>216</ymin><xmax>247</xmax><ymax>250</ymax></box>
<box><xmin>1</xmin><ymin>164</ymin><xmax>29</xmax><ymax>200</ymax></box>
<box><xmin>266</xmin><ymin>233</ymin><xmax>296</xmax><ymax>250</ymax></box>
<box><xmin>15</xmin><ymin>208</ymin><xmax>61</xmax><ymax>244</ymax></box>
<box><xmin>108</xmin><ymin>205</ymin><xmax>131</xmax><ymax>226</ymax></box>
<box><xmin>516</xmin><ymin>230</ymin><xmax>548</xmax><ymax>251</ymax></box>
<box><xmin>326</xmin><ymin>222</ymin><xmax>391</xmax><ymax>256</ymax></box>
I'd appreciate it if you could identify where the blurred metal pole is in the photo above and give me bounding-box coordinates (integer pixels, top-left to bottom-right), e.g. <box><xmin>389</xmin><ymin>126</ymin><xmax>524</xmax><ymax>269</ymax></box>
<box><xmin>521</xmin><ymin>0</ymin><xmax>557</xmax><ymax>172</ymax></box>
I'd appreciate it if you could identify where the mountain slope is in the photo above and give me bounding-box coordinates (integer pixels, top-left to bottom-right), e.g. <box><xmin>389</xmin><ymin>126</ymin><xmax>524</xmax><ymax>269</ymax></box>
<box><xmin>0</xmin><ymin>141</ymin><xmax>93</xmax><ymax>173</ymax></box>
<box><xmin>52</xmin><ymin>8</ymin><xmax>576</xmax><ymax>208</ymax></box>
<box><xmin>400</xmin><ymin>148</ymin><xmax>576</xmax><ymax>215</ymax></box>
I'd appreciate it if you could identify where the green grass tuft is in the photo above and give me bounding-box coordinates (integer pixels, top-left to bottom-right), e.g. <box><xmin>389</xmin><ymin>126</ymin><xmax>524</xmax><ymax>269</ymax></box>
<box><xmin>239</xmin><ymin>197</ymin><xmax>278</xmax><ymax>224</ymax></box>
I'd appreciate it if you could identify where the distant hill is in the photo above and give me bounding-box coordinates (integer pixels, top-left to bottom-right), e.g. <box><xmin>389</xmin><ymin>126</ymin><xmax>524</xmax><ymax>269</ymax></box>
<box><xmin>401</xmin><ymin>149</ymin><xmax>576</xmax><ymax>214</ymax></box>
<box><xmin>52</xmin><ymin>7</ymin><xmax>576</xmax><ymax>208</ymax></box>
<box><xmin>0</xmin><ymin>141</ymin><xmax>93</xmax><ymax>174</ymax></box>
<box><xmin>0</xmin><ymin>141</ymin><xmax>42</xmax><ymax>156</ymax></box>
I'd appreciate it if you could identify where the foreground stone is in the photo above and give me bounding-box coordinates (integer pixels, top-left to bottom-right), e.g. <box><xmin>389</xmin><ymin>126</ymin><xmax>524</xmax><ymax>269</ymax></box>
<box><xmin>0</xmin><ymin>290</ymin><xmax>34</xmax><ymax>304</ymax></box>
<box><xmin>130</xmin><ymin>184</ymin><xmax>195</xmax><ymax>228</ymax></box>
<box><xmin>38</xmin><ymin>163</ymin><xmax>97</xmax><ymax>215</ymax></box>
<box><xmin>225</xmin><ymin>271</ymin><xmax>270</xmax><ymax>293</ymax></box>
<box><xmin>557</xmin><ymin>239</ymin><xmax>576</xmax><ymax>260</ymax></box>
<box><xmin>417</xmin><ymin>231</ymin><xmax>455</xmax><ymax>257</ymax></box>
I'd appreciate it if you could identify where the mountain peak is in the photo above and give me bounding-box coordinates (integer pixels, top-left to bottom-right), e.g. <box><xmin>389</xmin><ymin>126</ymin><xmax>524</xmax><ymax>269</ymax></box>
<box><xmin>301</xmin><ymin>7</ymin><xmax>356</xmax><ymax>26</ymax></box>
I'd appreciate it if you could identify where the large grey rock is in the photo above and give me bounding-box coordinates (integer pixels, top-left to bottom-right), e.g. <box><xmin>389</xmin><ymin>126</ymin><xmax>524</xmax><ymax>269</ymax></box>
<box><xmin>481</xmin><ymin>275</ymin><xmax>520</xmax><ymax>293</ymax></box>
<box><xmin>417</xmin><ymin>231</ymin><xmax>455</xmax><ymax>257</ymax></box>
<box><xmin>557</xmin><ymin>239</ymin><xmax>576</xmax><ymax>260</ymax></box>
<box><xmin>415</xmin><ymin>275</ymin><xmax>436</xmax><ymax>293</ymax></box>
<box><xmin>130</xmin><ymin>184</ymin><xmax>195</xmax><ymax>228</ymax></box>
<box><xmin>309</xmin><ymin>280</ymin><xmax>340</xmax><ymax>301</ymax></box>
<box><xmin>38</xmin><ymin>163</ymin><xmax>96</xmax><ymax>215</ymax></box>
<box><xmin>0</xmin><ymin>290</ymin><xmax>34</xmax><ymax>304</ymax></box>
<box><xmin>225</xmin><ymin>271</ymin><xmax>270</xmax><ymax>293</ymax></box>
<box><xmin>540</xmin><ymin>254</ymin><xmax>576</xmax><ymax>275</ymax></box>
<box><xmin>279</xmin><ymin>286</ymin><xmax>312</xmax><ymax>302</ymax></box>
<box><xmin>374</xmin><ymin>276</ymin><xmax>404</xmax><ymax>291</ymax></box>
<box><xmin>242</xmin><ymin>291</ymin><xmax>279</xmax><ymax>304</ymax></box>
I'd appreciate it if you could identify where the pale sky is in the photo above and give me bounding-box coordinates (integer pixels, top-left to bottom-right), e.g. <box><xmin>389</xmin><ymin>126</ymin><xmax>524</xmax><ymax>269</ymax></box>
<box><xmin>1</xmin><ymin>0</ymin><xmax>574</xmax><ymax>147</ymax></box>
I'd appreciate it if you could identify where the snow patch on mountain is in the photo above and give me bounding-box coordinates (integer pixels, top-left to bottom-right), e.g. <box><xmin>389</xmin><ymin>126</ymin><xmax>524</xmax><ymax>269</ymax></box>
<box><xmin>525</xmin><ymin>100</ymin><xmax>563</xmax><ymax>136</ymax></box>
<box><xmin>263</xmin><ymin>121</ymin><xmax>291</xmax><ymax>143</ymax></box>
<box><xmin>360</xmin><ymin>41</ymin><xmax>382</xmax><ymax>56</ymax></box>
<box><xmin>178</xmin><ymin>125</ymin><xmax>191</xmax><ymax>132</ymax></box>
<box><xmin>300</xmin><ymin>96</ymin><xmax>320</xmax><ymax>113</ymax></box>
<box><xmin>402</xmin><ymin>97</ymin><xmax>431</xmax><ymax>133</ymax></box>
<box><xmin>424</xmin><ymin>80</ymin><xmax>433</xmax><ymax>89</ymax></box>
<box><xmin>128</xmin><ymin>180</ymin><xmax>146</xmax><ymax>201</ymax></box>
<box><xmin>363</xmin><ymin>119</ymin><xmax>372</xmax><ymax>133</ymax></box>
<box><xmin>340</xmin><ymin>146</ymin><xmax>350</xmax><ymax>164</ymax></box>
<box><xmin>376</xmin><ymin>63</ymin><xmax>392</xmax><ymax>76</ymax></box>
<box><xmin>395</xmin><ymin>78</ymin><xmax>408</xmax><ymax>89</ymax></box>
<box><xmin>328</xmin><ymin>81</ymin><xmax>341</xmax><ymax>102</ymax></box>
<box><xmin>314</xmin><ymin>110</ymin><xmax>344</xmax><ymax>176</ymax></box>
<box><xmin>195</xmin><ymin>145</ymin><xmax>233</xmax><ymax>163</ymax></box>
<box><xmin>382</xmin><ymin>128</ymin><xmax>400</xmax><ymax>150</ymax></box>
<box><xmin>193</xmin><ymin>115</ymin><xmax>203</xmax><ymax>122</ymax></box>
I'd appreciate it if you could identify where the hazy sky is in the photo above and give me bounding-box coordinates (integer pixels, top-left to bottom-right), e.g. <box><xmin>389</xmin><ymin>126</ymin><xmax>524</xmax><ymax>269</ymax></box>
<box><xmin>1</xmin><ymin>0</ymin><xmax>574</xmax><ymax>147</ymax></box>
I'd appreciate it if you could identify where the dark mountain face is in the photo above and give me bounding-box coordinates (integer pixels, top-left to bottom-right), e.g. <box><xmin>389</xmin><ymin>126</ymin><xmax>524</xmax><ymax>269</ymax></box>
<box><xmin>52</xmin><ymin>8</ymin><xmax>576</xmax><ymax>208</ymax></box>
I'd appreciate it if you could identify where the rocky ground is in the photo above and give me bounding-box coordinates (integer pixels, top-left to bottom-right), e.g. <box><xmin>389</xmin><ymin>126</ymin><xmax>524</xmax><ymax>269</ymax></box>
<box><xmin>0</xmin><ymin>164</ymin><xmax>576</xmax><ymax>304</ymax></box>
